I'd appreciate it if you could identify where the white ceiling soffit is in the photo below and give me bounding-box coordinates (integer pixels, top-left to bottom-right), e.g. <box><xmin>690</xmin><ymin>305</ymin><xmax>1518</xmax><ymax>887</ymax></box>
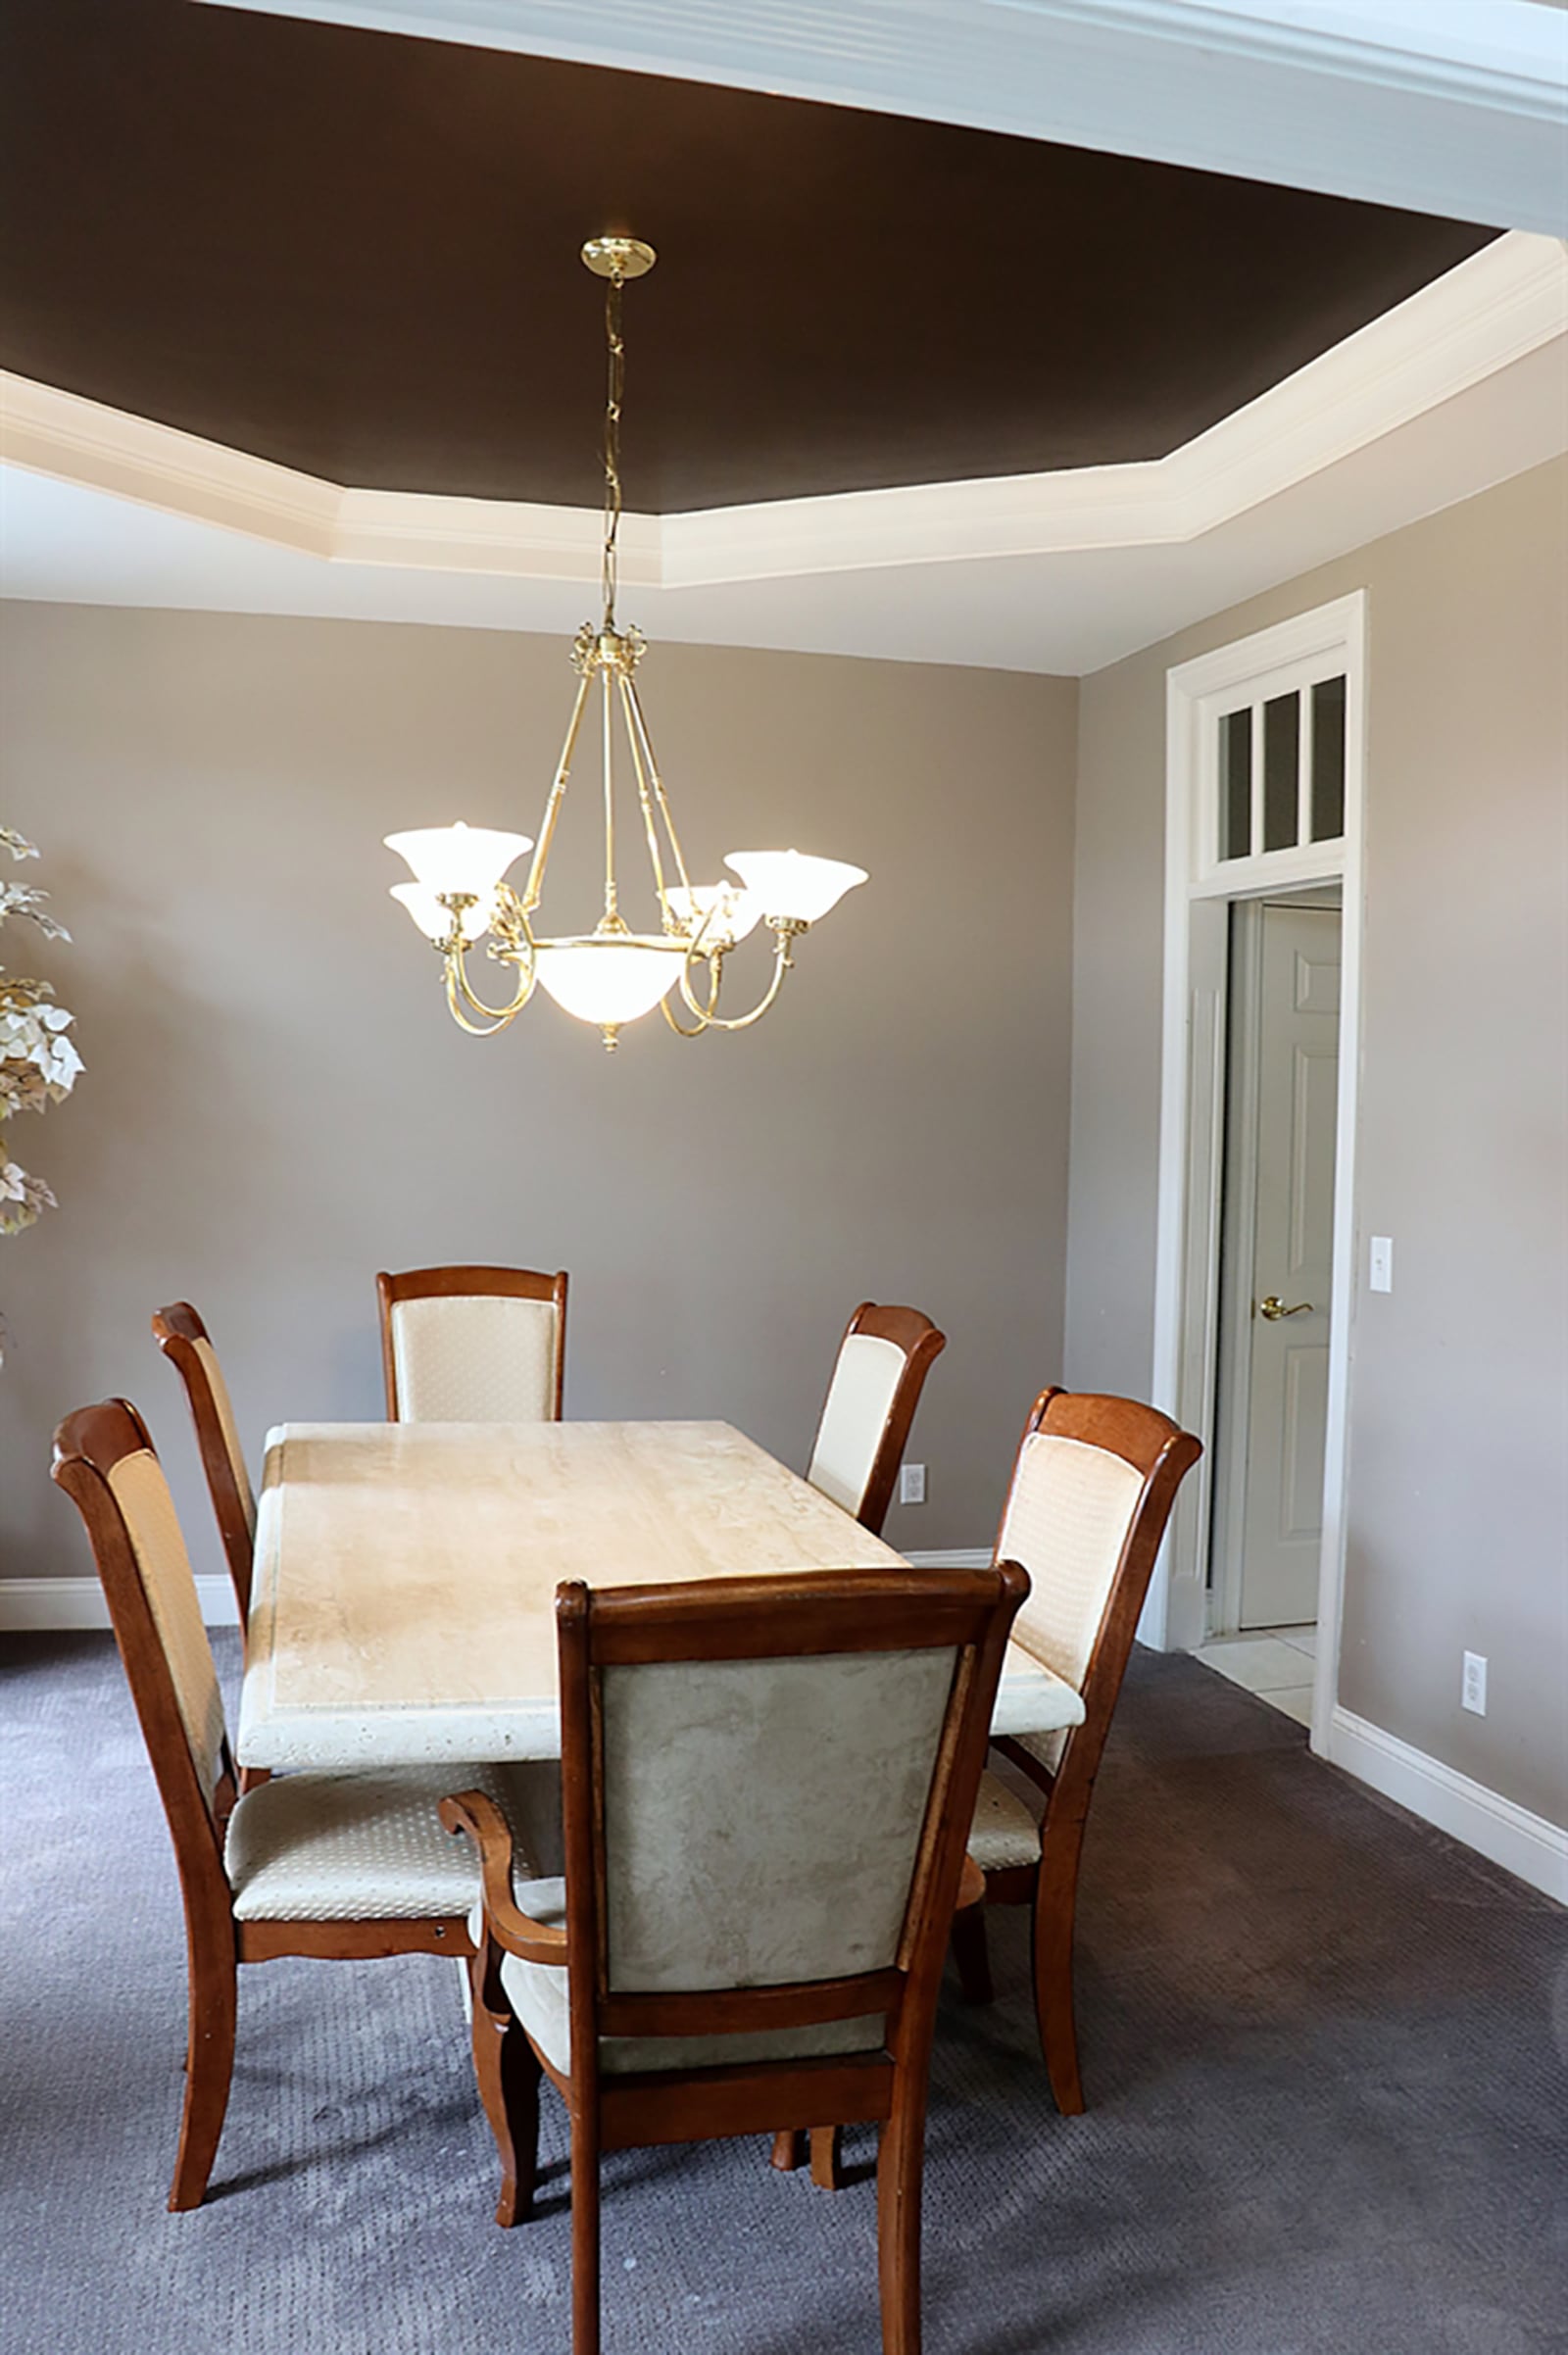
<box><xmin>2</xmin><ymin>233</ymin><xmax>1564</xmax><ymax>675</ymax></box>
<box><xmin>195</xmin><ymin>0</ymin><xmax>1568</xmax><ymax>234</ymax></box>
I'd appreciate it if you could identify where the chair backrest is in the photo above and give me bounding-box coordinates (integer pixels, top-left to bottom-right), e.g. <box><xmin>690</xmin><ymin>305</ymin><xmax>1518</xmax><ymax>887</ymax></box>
<box><xmin>806</xmin><ymin>1302</ymin><xmax>947</xmax><ymax>1535</ymax></box>
<box><xmin>376</xmin><ymin>1265</ymin><xmax>568</xmax><ymax>1424</ymax></box>
<box><xmin>152</xmin><ymin>1301</ymin><xmax>256</xmax><ymax>1626</ymax></box>
<box><xmin>995</xmin><ymin>1387</ymin><xmax>1201</xmax><ymax>1779</ymax></box>
<box><xmin>52</xmin><ymin>1400</ymin><xmax>234</xmax><ymax>1896</ymax></box>
<box><xmin>557</xmin><ymin>1563</ymin><xmax>1025</xmax><ymax>2071</ymax></box>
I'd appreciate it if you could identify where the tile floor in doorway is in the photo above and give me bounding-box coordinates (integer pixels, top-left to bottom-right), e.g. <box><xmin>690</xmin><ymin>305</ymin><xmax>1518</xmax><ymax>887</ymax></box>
<box><xmin>1195</xmin><ymin>1626</ymin><xmax>1317</xmax><ymax>1725</ymax></box>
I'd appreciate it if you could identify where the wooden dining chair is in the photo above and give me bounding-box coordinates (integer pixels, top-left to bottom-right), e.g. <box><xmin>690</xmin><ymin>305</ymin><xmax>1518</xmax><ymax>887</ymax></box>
<box><xmin>957</xmin><ymin>1387</ymin><xmax>1200</xmax><ymax>2114</ymax></box>
<box><xmin>51</xmin><ymin>1398</ymin><xmax>547</xmax><ymax>2212</ymax></box>
<box><xmin>806</xmin><ymin>1302</ymin><xmax>947</xmax><ymax>1536</ymax></box>
<box><xmin>151</xmin><ymin>1301</ymin><xmax>257</xmax><ymax>1631</ymax></box>
<box><xmin>442</xmin><ymin>1558</ymin><xmax>1026</xmax><ymax>2355</ymax></box>
<box><xmin>376</xmin><ymin>1264</ymin><xmax>568</xmax><ymax>1423</ymax></box>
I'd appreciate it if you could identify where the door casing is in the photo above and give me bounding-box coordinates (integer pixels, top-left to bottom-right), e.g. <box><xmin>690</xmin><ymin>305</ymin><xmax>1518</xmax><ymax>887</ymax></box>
<box><xmin>1147</xmin><ymin>591</ymin><xmax>1366</xmax><ymax>1761</ymax></box>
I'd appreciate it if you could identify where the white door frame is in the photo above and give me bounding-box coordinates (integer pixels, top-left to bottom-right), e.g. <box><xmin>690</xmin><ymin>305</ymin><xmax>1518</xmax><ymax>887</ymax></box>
<box><xmin>1146</xmin><ymin>591</ymin><xmax>1367</xmax><ymax>1760</ymax></box>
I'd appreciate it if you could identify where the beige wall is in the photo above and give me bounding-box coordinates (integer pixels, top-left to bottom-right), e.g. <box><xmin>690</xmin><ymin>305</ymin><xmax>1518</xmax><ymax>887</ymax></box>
<box><xmin>1067</xmin><ymin>457</ymin><xmax>1568</xmax><ymax>1827</ymax></box>
<box><xmin>0</xmin><ymin>606</ymin><xmax>1077</xmax><ymax>1583</ymax></box>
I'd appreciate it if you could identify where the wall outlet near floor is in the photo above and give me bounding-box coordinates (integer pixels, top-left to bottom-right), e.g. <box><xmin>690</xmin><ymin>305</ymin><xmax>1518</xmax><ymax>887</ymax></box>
<box><xmin>899</xmin><ymin>1463</ymin><xmax>926</xmax><ymax>1507</ymax></box>
<box><xmin>1461</xmin><ymin>1651</ymin><xmax>1488</xmax><ymax>1716</ymax></box>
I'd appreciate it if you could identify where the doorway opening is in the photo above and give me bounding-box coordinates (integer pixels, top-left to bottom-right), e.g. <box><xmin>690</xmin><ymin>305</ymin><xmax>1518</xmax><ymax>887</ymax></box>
<box><xmin>1199</xmin><ymin>888</ymin><xmax>1342</xmax><ymax>1726</ymax></box>
<box><xmin>1147</xmin><ymin>592</ymin><xmax>1366</xmax><ymax>1758</ymax></box>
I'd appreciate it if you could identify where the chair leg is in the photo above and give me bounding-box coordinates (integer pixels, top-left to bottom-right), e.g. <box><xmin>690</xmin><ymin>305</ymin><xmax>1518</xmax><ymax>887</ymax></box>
<box><xmin>570</xmin><ymin>2107</ymin><xmax>602</xmax><ymax>2355</ymax></box>
<box><xmin>876</xmin><ymin>2087</ymin><xmax>926</xmax><ymax>2355</ymax></box>
<box><xmin>950</xmin><ymin>1900</ymin><xmax>995</xmax><ymax>2005</ymax></box>
<box><xmin>169</xmin><ymin>1925</ymin><xmax>237</xmax><ymax>2211</ymax></box>
<box><xmin>770</xmin><ymin>2130</ymin><xmax>806</xmax><ymax>2172</ymax></box>
<box><xmin>469</xmin><ymin>1947</ymin><xmax>541</xmax><ymax>2228</ymax></box>
<box><xmin>809</xmin><ymin>2126</ymin><xmax>844</xmax><ymax>2189</ymax></box>
<box><xmin>1034</xmin><ymin>1820</ymin><xmax>1088</xmax><ymax>2116</ymax></box>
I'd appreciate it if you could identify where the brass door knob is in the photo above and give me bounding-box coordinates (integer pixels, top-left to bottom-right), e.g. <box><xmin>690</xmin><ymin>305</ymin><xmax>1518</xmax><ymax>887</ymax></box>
<box><xmin>1258</xmin><ymin>1295</ymin><xmax>1313</xmax><ymax>1320</ymax></box>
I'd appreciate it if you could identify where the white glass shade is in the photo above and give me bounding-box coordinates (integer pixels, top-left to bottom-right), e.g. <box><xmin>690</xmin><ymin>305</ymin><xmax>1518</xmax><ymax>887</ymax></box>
<box><xmin>389</xmin><ymin>883</ymin><xmax>494</xmax><ymax>944</ymax></box>
<box><xmin>533</xmin><ymin>937</ymin><xmax>682</xmax><ymax>1027</ymax></box>
<box><xmin>664</xmin><ymin>883</ymin><xmax>762</xmax><ymax>949</ymax></box>
<box><xmin>724</xmin><ymin>850</ymin><xmax>868</xmax><ymax>925</ymax></box>
<box><xmin>384</xmin><ymin>821</ymin><xmax>532</xmax><ymax>899</ymax></box>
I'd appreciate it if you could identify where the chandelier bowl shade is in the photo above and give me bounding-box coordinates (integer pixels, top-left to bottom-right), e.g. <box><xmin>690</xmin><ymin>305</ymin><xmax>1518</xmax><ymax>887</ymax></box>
<box><xmin>724</xmin><ymin>851</ymin><xmax>869</xmax><ymax>926</ymax></box>
<box><xmin>389</xmin><ymin>881</ymin><xmax>496</xmax><ymax>943</ymax></box>
<box><xmin>533</xmin><ymin>935</ymin><xmax>684</xmax><ymax>1028</ymax></box>
<box><xmin>384</xmin><ymin>821</ymin><xmax>533</xmax><ymax>900</ymax></box>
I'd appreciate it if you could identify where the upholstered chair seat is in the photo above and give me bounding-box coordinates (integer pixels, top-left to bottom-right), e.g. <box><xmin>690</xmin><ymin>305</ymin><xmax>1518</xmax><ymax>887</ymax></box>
<box><xmin>226</xmin><ymin>1761</ymin><xmax>541</xmax><ymax>1922</ymax></box>
<box><xmin>965</xmin><ymin>1764</ymin><xmax>1049</xmax><ymax>1876</ymax></box>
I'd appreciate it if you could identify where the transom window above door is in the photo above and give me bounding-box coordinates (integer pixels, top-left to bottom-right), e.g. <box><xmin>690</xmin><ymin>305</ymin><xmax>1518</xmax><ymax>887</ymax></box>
<box><xmin>1217</xmin><ymin>675</ymin><xmax>1347</xmax><ymax>866</ymax></box>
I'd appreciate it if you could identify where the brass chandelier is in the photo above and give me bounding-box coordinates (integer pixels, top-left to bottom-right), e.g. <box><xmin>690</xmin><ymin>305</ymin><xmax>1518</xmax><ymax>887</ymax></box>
<box><xmin>385</xmin><ymin>233</ymin><xmax>866</xmax><ymax>1051</ymax></box>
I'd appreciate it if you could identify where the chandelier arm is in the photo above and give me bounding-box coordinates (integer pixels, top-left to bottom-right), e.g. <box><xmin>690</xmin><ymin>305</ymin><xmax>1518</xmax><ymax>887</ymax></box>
<box><xmin>676</xmin><ymin>925</ymin><xmax>801</xmax><ymax>1032</ymax></box>
<box><xmin>620</xmin><ymin>671</ymin><xmax>695</xmax><ymax>898</ymax></box>
<box><xmin>616</xmin><ymin>671</ymin><xmax>673</xmax><ymax>917</ymax></box>
<box><xmin>443</xmin><ymin>952</ymin><xmax>535</xmax><ymax>1035</ymax></box>
<box><xmin>519</xmin><ymin>666</ymin><xmax>594</xmax><ymax>916</ymax></box>
<box><xmin>674</xmin><ymin>935</ymin><xmax>727</xmax><ymax>1024</ymax></box>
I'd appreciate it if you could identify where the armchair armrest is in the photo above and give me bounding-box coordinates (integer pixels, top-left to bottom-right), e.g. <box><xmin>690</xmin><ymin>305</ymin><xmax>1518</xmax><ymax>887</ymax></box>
<box><xmin>439</xmin><ymin>1789</ymin><xmax>570</xmax><ymax>1966</ymax></box>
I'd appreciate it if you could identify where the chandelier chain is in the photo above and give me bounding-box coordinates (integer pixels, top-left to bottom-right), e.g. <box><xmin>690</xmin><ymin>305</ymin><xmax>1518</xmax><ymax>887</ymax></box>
<box><xmin>602</xmin><ymin>270</ymin><xmax>625</xmax><ymax>629</ymax></box>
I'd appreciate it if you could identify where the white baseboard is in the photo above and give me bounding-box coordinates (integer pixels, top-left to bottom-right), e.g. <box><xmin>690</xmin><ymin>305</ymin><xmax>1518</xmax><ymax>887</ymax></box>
<box><xmin>1327</xmin><ymin>1705</ymin><xmax>1567</xmax><ymax>1906</ymax></box>
<box><xmin>903</xmin><ymin>1548</ymin><xmax>993</xmax><ymax>1569</ymax></box>
<box><xmin>0</xmin><ymin>1575</ymin><xmax>239</xmax><ymax>1630</ymax></box>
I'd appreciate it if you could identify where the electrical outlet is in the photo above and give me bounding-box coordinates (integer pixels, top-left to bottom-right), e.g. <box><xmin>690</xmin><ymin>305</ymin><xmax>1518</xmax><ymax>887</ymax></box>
<box><xmin>1462</xmin><ymin>1651</ymin><xmax>1487</xmax><ymax>1716</ymax></box>
<box><xmin>899</xmin><ymin>1463</ymin><xmax>926</xmax><ymax>1507</ymax></box>
<box><xmin>1369</xmin><ymin>1236</ymin><xmax>1394</xmax><ymax>1293</ymax></box>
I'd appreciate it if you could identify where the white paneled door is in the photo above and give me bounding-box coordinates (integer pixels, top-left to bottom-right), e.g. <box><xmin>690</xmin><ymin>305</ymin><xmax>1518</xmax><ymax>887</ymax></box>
<box><xmin>1239</xmin><ymin>905</ymin><xmax>1341</xmax><ymax>1629</ymax></box>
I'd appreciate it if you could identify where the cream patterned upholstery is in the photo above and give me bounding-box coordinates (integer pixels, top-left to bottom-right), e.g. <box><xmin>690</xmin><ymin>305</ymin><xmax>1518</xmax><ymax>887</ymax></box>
<box><xmin>493</xmin><ymin>1644</ymin><xmax>955</xmax><ymax>2076</ymax></box>
<box><xmin>390</xmin><ymin>1295</ymin><xmax>559</xmax><ymax>1424</ymax></box>
<box><xmin>966</xmin><ymin>1769</ymin><xmax>1045</xmax><ymax>1873</ymax></box>
<box><xmin>996</xmin><ymin>1433</ymin><xmax>1144</xmax><ymax>1773</ymax></box>
<box><xmin>807</xmin><ymin>1333</ymin><xmax>909</xmax><ymax>1517</ymax></box>
<box><xmin>193</xmin><ymin>1334</ymin><xmax>255</xmax><ymax>1536</ymax></box>
<box><xmin>226</xmin><ymin>1760</ymin><xmax>546</xmax><ymax>1921</ymax></box>
<box><xmin>106</xmin><ymin>1449</ymin><xmax>227</xmax><ymax>1806</ymax></box>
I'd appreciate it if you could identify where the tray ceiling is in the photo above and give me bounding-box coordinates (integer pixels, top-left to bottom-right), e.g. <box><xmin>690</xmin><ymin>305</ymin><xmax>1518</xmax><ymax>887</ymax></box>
<box><xmin>0</xmin><ymin>0</ymin><xmax>1494</xmax><ymax>513</ymax></box>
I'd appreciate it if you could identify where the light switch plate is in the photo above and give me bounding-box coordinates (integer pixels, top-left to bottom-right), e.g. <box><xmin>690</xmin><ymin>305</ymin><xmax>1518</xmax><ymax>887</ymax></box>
<box><xmin>1369</xmin><ymin>1236</ymin><xmax>1394</xmax><ymax>1293</ymax></box>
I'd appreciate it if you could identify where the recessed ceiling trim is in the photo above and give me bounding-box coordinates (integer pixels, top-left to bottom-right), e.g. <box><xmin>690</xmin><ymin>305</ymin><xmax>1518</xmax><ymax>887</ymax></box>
<box><xmin>196</xmin><ymin>0</ymin><xmax>1568</xmax><ymax>232</ymax></box>
<box><xmin>2</xmin><ymin>233</ymin><xmax>1562</xmax><ymax>590</ymax></box>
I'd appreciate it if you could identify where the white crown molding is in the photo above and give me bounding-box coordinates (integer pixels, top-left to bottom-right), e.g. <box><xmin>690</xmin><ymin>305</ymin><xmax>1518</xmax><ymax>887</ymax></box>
<box><xmin>4</xmin><ymin>234</ymin><xmax>1563</xmax><ymax>594</ymax></box>
<box><xmin>196</xmin><ymin>1</ymin><xmax>1568</xmax><ymax>233</ymax></box>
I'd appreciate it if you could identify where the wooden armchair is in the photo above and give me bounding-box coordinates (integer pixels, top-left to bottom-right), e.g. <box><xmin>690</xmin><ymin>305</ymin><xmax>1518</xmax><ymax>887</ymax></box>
<box><xmin>958</xmin><ymin>1387</ymin><xmax>1200</xmax><ymax>2113</ymax></box>
<box><xmin>806</xmin><ymin>1302</ymin><xmax>947</xmax><ymax>1535</ymax></box>
<box><xmin>376</xmin><ymin>1264</ymin><xmax>568</xmax><ymax>1423</ymax></box>
<box><xmin>443</xmin><ymin>1559</ymin><xmax>1026</xmax><ymax>2355</ymax></box>
<box><xmin>151</xmin><ymin>1301</ymin><xmax>257</xmax><ymax>1630</ymax></box>
<box><xmin>51</xmin><ymin>1399</ymin><xmax>545</xmax><ymax>2211</ymax></box>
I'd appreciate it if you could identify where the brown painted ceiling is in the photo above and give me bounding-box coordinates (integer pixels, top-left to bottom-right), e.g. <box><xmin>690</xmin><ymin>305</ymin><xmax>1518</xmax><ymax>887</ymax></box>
<box><xmin>1</xmin><ymin>0</ymin><xmax>1494</xmax><ymax>511</ymax></box>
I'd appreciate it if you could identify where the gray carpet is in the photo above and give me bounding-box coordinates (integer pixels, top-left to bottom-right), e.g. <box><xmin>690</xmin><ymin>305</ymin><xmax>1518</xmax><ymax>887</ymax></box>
<box><xmin>3</xmin><ymin>1633</ymin><xmax>1564</xmax><ymax>2355</ymax></box>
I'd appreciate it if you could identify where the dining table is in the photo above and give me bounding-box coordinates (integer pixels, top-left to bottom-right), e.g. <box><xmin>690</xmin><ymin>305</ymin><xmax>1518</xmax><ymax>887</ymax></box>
<box><xmin>237</xmin><ymin>1418</ymin><xmax>1085</xmax><ymax>1772</ymax></box>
